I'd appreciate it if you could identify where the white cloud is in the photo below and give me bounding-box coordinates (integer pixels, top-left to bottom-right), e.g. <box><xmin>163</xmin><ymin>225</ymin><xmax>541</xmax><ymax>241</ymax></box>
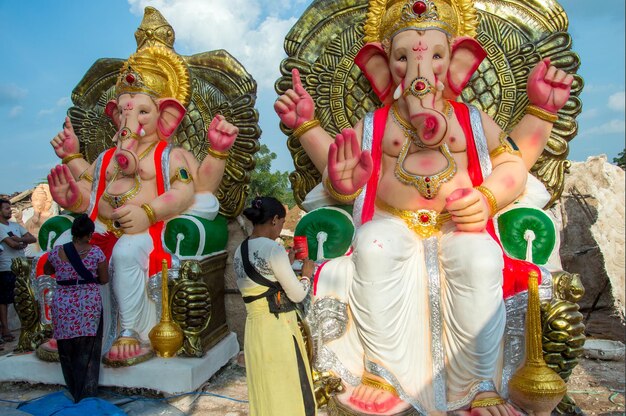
<box><xmin>584</xmin><ymin>83</ymin><xmax>625</xmax><ymax>93</ymax></box>
<box><xmin>37</xmin><ymin>96</ymin><xmax>72</xmax><ymax>118</ymax></box>
<box><xmin>8</xmin><ymin>106</ymin><xmax>23</xmax><ymax>118</ymax></box>
<box><xmin>580</xmin><ymin>119</ymin><xmax>626</xmax><ymax>137</ymax></box>
<box><xmin>127</xmin><ymin>0</ymin><xmax>299</xmax><ymax>90</ymax></box>
<box><xmin>579</xmin><ymin>108</ymin><xmax>599</xmax><ymax>120</ymax></box>
<box><xmin>608</xmin><ymin>91</ymin><xmax>625</xmax><ymax>112</ymax></box>
<box><xmin>0</xmin><ymin>84</ymin><xmax>27</xmax><ymax>105</ymax></box>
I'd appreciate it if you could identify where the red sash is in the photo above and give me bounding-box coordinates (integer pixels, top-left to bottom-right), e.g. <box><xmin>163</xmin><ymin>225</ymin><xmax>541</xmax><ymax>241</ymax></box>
<box><xmin>90</xmin><ymin>141</ymin><xmax>171</xmax><ymax>276</ymax></box>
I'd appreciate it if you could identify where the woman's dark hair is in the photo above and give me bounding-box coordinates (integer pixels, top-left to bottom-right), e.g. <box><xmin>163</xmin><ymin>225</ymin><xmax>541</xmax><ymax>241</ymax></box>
<box><xmin>242</xmin><ymin>197</ymin><xmax>286</xmax><ymax>225</ymax></box>
<box><xmin>71</xmin><ymin>214</ymin><xmax>95</xmax><ymax>239</ymax></box>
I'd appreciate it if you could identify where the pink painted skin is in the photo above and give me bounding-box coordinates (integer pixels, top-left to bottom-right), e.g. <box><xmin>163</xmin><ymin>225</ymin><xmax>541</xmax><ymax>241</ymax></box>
<box><xmin>502</xmin><ymin>175</ymin><xmax>516</xmax><ymax>189</ymax></box>
<box><xmin>445</xmin><ymin>187</ymin><xmax>490</xmax><ymax>232</ymax></box>
<box><xmin>207</xmin><ymin>114</ymin><xmax>238</xmax><ymax>152</ymax></box>
<box><xmin>274</xmin><ymin>68</ymin><xmax>315</xmax><ymax>130</ymax></box>
<box><xmin>327</xmin><ymin>129</ymin><xmax>373</xmax><ymax>195</ymax></box>
<box><xmin>527</xmin><ymin>58</ymin><xmax>574</xmax><ymax>113</ymax></box>
<box><xmin>47</xmin><ymin>165</ymin><xmax>81</xmax><ymax>209</ymax></box>
<box><xmin>50</xmin><ymin>116</ymin><xmax>80</xmax><ymax>159</ymax></box>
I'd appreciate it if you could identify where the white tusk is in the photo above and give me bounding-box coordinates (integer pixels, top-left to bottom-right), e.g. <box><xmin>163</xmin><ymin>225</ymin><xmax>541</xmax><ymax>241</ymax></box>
<box><xmin>393</xmin><ymin>83</ymin><xmax>403</xmax><ymax>100</ymax></box>
<box><xmin>139</xmin><ymin>127</ymin><xmax>146</xmax><ymax>137</ymax></box>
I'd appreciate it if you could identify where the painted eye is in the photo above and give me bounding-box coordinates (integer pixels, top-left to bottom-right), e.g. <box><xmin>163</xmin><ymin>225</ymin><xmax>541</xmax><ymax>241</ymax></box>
<box><xmin>433</xmin><ymin>53</ymin><xmax>442</xmax><ymax>59</ymax></box>
<box><xmin>399</xmin><ymin>55</ymin><xmax>407</xmax><ymax>62</ymax></box>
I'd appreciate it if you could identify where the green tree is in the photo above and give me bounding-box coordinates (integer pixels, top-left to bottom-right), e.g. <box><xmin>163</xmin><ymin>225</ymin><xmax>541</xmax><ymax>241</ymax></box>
<box><xmin>247</xmin><ymin>144</ymin><xmax>295</xmax><ymax>207</ymax></box>
<box><xmin>613</xmin><ymin>149</ymin><xmax>625</xmax><ymax>170</ymax></box>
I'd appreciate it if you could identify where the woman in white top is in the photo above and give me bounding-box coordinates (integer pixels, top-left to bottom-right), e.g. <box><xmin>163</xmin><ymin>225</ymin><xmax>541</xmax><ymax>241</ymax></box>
<box><xmin>233</xmin><ymin>196</ymin><xmax>316</xmax><ymax>416</ymax></box>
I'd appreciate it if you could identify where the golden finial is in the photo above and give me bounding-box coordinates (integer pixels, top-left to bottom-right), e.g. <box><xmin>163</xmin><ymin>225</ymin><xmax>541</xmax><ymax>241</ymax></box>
<box><xmin>508</xmin><ymin>271</ymin><xmax>567</xmax><ymax>414</ymax></box>
<box><xmin>149</xmin><ymin>259</ymin><xmax>184</xmax><ymax>358</ymax></box>
<box><xmin>363</xmin><ymin>0</ymin><xmax>479</xmax><ymax>44</ymax></box>
<box><xmin>135</xmin><ymin>7</ymin><xmax>175</xmax><ymax>51</ymax></box>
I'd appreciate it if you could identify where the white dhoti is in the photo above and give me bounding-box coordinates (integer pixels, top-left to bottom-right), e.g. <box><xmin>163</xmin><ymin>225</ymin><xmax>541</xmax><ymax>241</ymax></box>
<box><xmin>110</xmin><ymin>232</ymin><xmax>155</xmax><ymax>342</ymax></box>
<box><xmin>314</xmin><ymin>211</ymin><xmax>505</xmax><ymax>413</ymax></box>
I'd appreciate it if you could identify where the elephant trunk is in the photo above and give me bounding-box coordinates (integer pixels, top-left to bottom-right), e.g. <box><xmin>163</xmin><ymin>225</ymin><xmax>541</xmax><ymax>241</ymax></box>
<box><xmin>114</xmin><ymin>126</ymin><xmax>145</xmax><ymax>176</ymax></box>
<box><xmin>398</xmin><ymin>76</ymin><xmax>448</xmax><ymax>148</ymax></box>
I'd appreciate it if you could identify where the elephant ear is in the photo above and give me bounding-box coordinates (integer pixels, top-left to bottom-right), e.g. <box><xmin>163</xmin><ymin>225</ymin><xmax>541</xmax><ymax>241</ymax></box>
<box><xmin>355</xmin><ymin>42</ymin><xmax>394</xmax><ymax>105</ymax></box>
<box><xmin>444</xmin><ymin>37</ymin><xmax>487</xmax><ymax>100</ymax></box>
<box><xmin>157</xmin><ymin>98</ymin><xmax>187</xmax><ymax>140</ymax></box>
<box><xmin>104</xmin><ymin>100</ymin><xmax>121</xmax><ymax>128</ymax></box>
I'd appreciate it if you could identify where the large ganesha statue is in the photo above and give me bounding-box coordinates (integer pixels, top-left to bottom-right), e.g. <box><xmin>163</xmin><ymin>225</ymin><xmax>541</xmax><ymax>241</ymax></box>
<box><xmin>276</xmin><ymin>0</ymin><xmax>584</xmax><ymax>415</ymax></box>
<box><xmin>14</xmin><ymin>7</ymin><xmax>260</xmax><ymax>367</ymax></box>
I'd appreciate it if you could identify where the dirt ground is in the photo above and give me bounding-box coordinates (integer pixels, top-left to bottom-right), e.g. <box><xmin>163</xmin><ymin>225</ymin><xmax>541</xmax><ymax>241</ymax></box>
<box><xmin>0</xmin><ymin>308</ymin><xmax>623</xmax><ymax>415</ymax></box>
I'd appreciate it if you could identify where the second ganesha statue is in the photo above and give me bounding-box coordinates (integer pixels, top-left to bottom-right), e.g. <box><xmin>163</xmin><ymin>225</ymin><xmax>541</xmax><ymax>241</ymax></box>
<box><xmin>45</xmin><ymin>10</ymin><xmax>244</xmax><ymax>366</ymax></box>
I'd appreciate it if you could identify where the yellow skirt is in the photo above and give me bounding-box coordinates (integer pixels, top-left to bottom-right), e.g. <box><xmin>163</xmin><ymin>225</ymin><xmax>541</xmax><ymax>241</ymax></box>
<box><xmin>244</xmin><ymin>297</ymin><xmax>317</xmax><ymax>416</ymax></box>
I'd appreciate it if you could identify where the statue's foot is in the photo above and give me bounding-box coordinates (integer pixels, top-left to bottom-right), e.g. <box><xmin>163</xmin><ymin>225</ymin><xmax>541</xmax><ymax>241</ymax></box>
<box><xmin>102</xmin><ymin>336</ymin><xmax>154</xmax><ymax>367</ymax></box>
<box><xmin>349</xmin><ymin>373</ymin><xmax>402</xmax><ymax>414</ymax></box>
<box><xmin>469</xmin><ymin>392</ymin><xmax>520</xmax><ymax>416</ymax></box>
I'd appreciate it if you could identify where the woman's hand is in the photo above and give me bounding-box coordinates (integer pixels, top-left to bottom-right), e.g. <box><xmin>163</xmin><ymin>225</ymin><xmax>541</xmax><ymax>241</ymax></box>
<box><xmin>301</xmin><ymin>258</ymin><xmax>315</xmax><ymax>278</ymax></box>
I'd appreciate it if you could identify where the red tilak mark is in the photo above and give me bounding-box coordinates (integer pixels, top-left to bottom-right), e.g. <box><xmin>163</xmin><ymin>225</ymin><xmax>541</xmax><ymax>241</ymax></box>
<box><xmin>413</xmin><ymin>42</ymin><xmax>428</xmax><ymax>52</ymax></box>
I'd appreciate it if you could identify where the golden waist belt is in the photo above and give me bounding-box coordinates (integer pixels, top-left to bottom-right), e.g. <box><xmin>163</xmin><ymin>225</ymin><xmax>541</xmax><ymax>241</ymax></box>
<box><xmin>375</xmin><ymin>199</ymin><xmax>451</xmax><ymax>238</ymax></box>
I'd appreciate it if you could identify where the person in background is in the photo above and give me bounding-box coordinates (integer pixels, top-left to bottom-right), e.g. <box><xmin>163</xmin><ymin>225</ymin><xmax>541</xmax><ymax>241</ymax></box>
<box><xmin>0</xmin><ymin>198</ymin><xmax>36</xmax><ymax>346</ymax></box>
<box><xmin>233</xmin><ymin>196</ymin><xmax>317</xmax><ymax>416</ymax></box>
<box><xmin>43</xmin><ymin>214</ymin><xmax>108</xmax><ymax>402</ymax></box>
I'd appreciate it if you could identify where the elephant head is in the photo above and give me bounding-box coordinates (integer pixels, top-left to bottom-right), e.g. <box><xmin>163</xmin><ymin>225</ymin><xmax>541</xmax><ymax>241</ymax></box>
<box><xmin>103</xmin><ymin>45</ymin><xmax>191</xmax><ymax>176</ymax></box>
<box><xmin>355</xmin><ymin>0</ymin><xmax>485</xmax><ymax>147</ymax></box>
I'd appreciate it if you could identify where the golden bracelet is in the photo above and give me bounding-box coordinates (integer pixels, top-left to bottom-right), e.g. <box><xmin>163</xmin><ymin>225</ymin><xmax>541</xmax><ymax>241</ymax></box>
<box><xmin>361</xmin><ymin>375</ymin><xmax>398</xmax><ymax>397</ymax></box>
<box><xmin>475</xmin><ymin>185</ymin><xmax>498</xmax><ymax>217</ymax></box>
<box><xmin>324</xmin><ymin>177</ymin><xmax>362</xmax><ymax>203</ymax></box>
<box><xmin>292</xmin><ymin>119</ymin><xmax>320</xmax><ymax>138</ymax></box>
<box><xmin>62</xmin><ymin>153</ymin><xmax>83</xmax><ymax>164</ymax></box>
<box><xmin>141</xmin><ymin>203</ymin><xmax>157</xmax><ymax>225</ymax></box>
<box><xmin>207</xmin><ymin>147</ymin><xmax>229</xmax><ymax>160</ymax></box>
<box><xmin>67</xmin><ymin>194</ymin><xmax>83</xmax><ymax>212</ymax></box>
<box><xmin>78</xmin><ymin>169</ymin><xmax>94</xmax><ymax>183</ymax></box>
<box><xmin>525</xmin><ymin>105</ymin><xmax>558</xmax><ymax>123</ymax></box>
<box><xmin>470</xmin><ymin>397</ymin><xmax>506</xmax><ymax>408</ymax></box>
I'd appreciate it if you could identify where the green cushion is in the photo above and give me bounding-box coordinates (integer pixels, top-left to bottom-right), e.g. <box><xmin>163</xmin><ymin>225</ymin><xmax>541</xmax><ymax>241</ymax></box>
<box><xmin>497</xmin><ymin>207</ymin><xmax>556</xmax><ymax>265</ymax></box>
<box><xmin>295</xmin><ymin>206</ymin><xmax>355</xmax><ymax>260</ymax></box>
<box><xmin>164</xmin><ymin>214</ymin><xmax>228</xmax><ymax>258</ymax></box>
<box><xmin>38</xmin><ymin>214</ymin><xmax>78</xmax><ymax>251</ymax></box>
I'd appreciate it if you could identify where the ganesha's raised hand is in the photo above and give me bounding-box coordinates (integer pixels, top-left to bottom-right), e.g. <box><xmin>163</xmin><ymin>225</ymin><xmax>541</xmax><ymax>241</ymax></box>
<box><xmin>445</xmin><ymin>187</ymin><xmax>490</xmax><ymax>233</ymax></box>
<box><xmin>47</xmin><ymin>165</ymin><xmax>82</xmax><ymax>210</ymax></box>
<box><xmin>207</xmin><ymin>114</ymin><xmax>238</xmax><ymax>152</ymax></box>
<box><xmin>327</xmin><ymin>129</ymin><xmax>373</xmax><ymax>195</ymax></box>
<box><xmin>527</xmin><ymin>58</ymin><xmax>574</xmax><ymax>113</ymax></box>
<box><xmin>274</xmin><ymin>68</ymin><xmax>315</xmax><ymax>129</ymax></box>
<box><xmin>50</xmin><ymin>116</ymin><xmax>81</xmax><ymax>159</ymax></box>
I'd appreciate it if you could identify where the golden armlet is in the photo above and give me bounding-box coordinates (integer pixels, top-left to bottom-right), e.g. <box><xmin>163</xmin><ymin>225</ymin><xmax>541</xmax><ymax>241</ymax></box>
<box><xmin>525</xmin><ymin>105</ymin><xmax>558</xmax><ymax>123</ymax></box>
<box><xmin>207</xmin><ymin>147</ymin><xmax>229</xmax><ymax>160</ymax></box>
<box><xmin>490</xmin><ymin>131</ymin><xmax>522</xmax><ymax>159</ymax></box>
<box><xmin>170</xmin><ymin>167</ymin><xmax>193</xmax><ymax>185</ymax></box>
<box><xmin>62</xmin><ymin>153</ymin><xmax>83</xmax><ymax>164</ymax></box>
<box><xmin>141</xmin><ymin>203</ymin><xmax>157</xmax><ymax>225</ymax></box>
<box><xmin>323</xmin><ymin>177</ymin><xmax>362</xmax><ymax>203</ymax></box>
<box><xmin>293</xmin><ymin>119</ymin><xmax>320</xmax><ymax>138</ymax></box>
<box><xmin>475</xmin><ymin>185</ymin><xmax>498</xmax><ymax>217</ymax></box>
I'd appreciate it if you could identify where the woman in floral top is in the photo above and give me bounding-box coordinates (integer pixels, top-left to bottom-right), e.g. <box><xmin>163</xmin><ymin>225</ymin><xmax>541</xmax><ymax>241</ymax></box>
<box><xmin>43</xmin><ymin>214</ymin><xmax>108</xmax><ymax>403</ymax></box>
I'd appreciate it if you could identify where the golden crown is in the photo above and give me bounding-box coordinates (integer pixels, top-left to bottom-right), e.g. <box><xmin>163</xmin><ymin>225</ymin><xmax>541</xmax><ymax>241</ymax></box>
<box><xmin>115</xmin><ymin>45</ymin><xmax>191</xmax><ymax>106</ymax></box>
<box><xmin>363</xmin><ymin>0</ymin><xmax>479</xmax><ymax>43</ymax></box>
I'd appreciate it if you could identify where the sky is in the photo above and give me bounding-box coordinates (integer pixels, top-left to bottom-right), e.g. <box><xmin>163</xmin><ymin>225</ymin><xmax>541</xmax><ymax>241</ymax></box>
<box><xmin>0</xmin><ymin>0</ymin><xmax>624</xmax><ymax>195</ymax></box>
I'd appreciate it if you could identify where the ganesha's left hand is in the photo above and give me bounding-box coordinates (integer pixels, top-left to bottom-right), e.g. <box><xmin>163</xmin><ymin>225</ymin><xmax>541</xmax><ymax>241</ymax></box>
<box><xmin>111</xmin><ymin>204</ymin><xmax>151</xmax><ymax>234</ymax></box>
<box><xmin>527</xmin><ymin>58</ymin><xmax>574</xmax><ymax>113</ymax></box>
<box><xmin>445</xmin><ymin>188</ymin><xmax>490</xmax><ymax>232</ymax></box>
<box><xmin>207</xmin><ymin>114</ymin><xmax>239</xmax><ymax>152</ymax></box>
